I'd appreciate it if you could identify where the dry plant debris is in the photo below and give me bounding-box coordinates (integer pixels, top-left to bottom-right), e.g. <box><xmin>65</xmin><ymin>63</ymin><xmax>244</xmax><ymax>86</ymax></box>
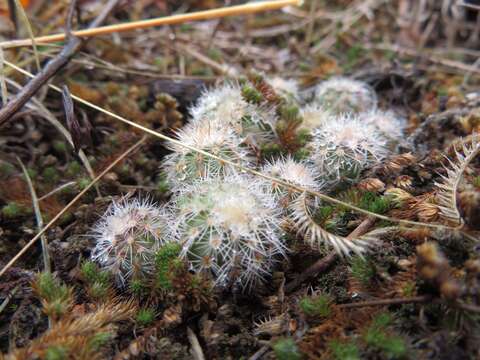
<box><xmin>0</xmin><ymin>1</ymin><xmax>480</xmax><ymax>359</ymax></box>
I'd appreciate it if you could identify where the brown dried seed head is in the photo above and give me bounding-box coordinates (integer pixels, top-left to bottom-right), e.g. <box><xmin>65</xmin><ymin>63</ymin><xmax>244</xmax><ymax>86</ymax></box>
<box><xmin>416</xmin><ymin>202</ymin><xmax>440</xmax><ymax>222</ymax></box>
<box><xmin>394</xmin><ymin>175</ymin><xmax>413</xmax><ymax>190</ymax></box>
<box><xmin>358</xmin><ymin>178</ymin><xmax>385</xmax><ymax>193</ymax></box>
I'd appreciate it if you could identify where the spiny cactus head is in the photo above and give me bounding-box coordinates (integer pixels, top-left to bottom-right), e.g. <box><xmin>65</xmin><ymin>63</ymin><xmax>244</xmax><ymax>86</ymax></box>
<box><xmin>171</xmin><ymin>174</ymin><xmax>286</xmax><ymax>290</ymax></box>
<box><xmin>266</xmin><ymin>76</ymin><xmax>300</xmax><ymax>101</ymax></box>
<box><xmin>163</xmin><ymin>120</ymin><xmax>250</xmax><ymax>188</ymax></box>
<box><xmin>261</xmin><ymin>156</ymin><xmax>323</xmax><ymax>203</ymax></box>
<box><xmin>189</xmin><ymin>82</ymin><xmax>276</xmax><ymax>142</ymax></box>
<box><xmin>300</xmin><ymin>104</ymin><xmax>331</xmax><ymax>131</ymax></box>
<box><xmin>359</xmin><ymin>110</ymin><xmax>406</xmax><ymax>144</ymax></box>
<box><xmin>311</xmin><ymin>114</ymin><xmax>388</xmax><ymax>185</ymax></box>
<box><xmin>313</xmin><ymin>77</ymin><xmax>377</xmax><ymax>114</ymax></box>
<box><xmin>90</xmin><ymin>196</ymin><xmax>172</xmax><ymax>285</ymax></box>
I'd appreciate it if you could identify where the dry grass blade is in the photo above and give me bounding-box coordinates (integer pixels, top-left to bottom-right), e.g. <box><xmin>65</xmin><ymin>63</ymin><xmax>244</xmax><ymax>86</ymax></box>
<box><xmin>11</xmin><ymin>0</ymin><xmax>40</xmax><ymax>70</ymax></box>
<box><xmin>0</xmin><ymin>136</ymin><xmax>147</xmax><ymax>278</ymax></box>
<box><xmin>435</xmin><ymin>135</ymin><xmax>480</xmax><ymax>225</ymax></box>
<box><xmin>0</xmin><ymin>0</ymin><xmax>303</xmax><ymax>48</ymax></box>
<box><xmin>4</xmin><ymin>77</ymin><xmax>101</xmax><ymax>197</ymax></box>
<box><xmin>16</xmin><ymin>157</ymin><xmax>51</xmax><ymax>273</ymax></box>
<box><xmin>1</xmin><ymin>60</ymin><xmax>460</xmax><ymax>233</ymax></box>
<box><xmin>289</xmin><ymin>193</ymin><xmax>372</xmax><ymax>256</ymax></box>
<box><xmin>0</xmin><ymin>47</ymin><xmax>8</xmax><ymax>105</ymax></box>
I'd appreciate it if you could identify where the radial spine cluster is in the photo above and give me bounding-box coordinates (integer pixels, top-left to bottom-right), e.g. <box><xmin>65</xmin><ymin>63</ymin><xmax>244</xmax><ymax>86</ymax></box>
<box><xmin>172</xmin><ymin>175</ymin><xmax>285</xmax><ymax>290</ymax></box>
<box><xmin>90</xmin><ymin>197</ymin><xmax>171</xmax><ymax>284</ymax></box>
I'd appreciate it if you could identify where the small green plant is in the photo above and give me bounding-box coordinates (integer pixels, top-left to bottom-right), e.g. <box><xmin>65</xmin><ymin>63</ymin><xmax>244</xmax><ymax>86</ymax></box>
<box><xmin>1</xmin><ymin>202</ymin><xmax>29</xmax><ymax>218</ymax></box>
<box><xmin>273</xmin><ymin>338</ymin><xmax>302</xmax><ymax>360</ymax></box>
<box><xmin>80</xmin><ymin>261</ymin><xmax>111</xmax><ymax>300</ymax></box>
<box><xmin>350</xmin><ymin>256</ymin><xmax>375</xmax><ymax>286</ymax></box>
<box><xmin>136</xmin><ymin>308</ymin><xmax>156</xmax><ymax>327</ymax></box>
<box><xmin>42</xmin><ymin>166</ymin><xmax>60</xmax><ymax>184</ymax></box>
<box><xmin>45</xmin><ymin>345</ymin><xmax>68</xmax><ymax>360</ymax></box>
<box><xmin>155</xmin><ymin>242</ymin><xmax>182</xmax><ymax>290</ymax></box>
<box><xmin>33</xmin><ymin>272</ymin><xmax>74</xmax><ymax>321</ymax></box>
<box><xmin>329</xmin><ymin>340</ymin><xmax>360</xmax><ymax>360</ymax></box>
<box><xmin>363</xmin><ymin>313</ymin><xmax>407</xmax><ymax>359</ymax></box>
<box><xmin>299</xmin><ymin>294</ymin><xmax>332</xmax><ymax>317</ymax></box>
<box><xmin>359</xmin><ymin>192</ymin><xmax>391</xmax><ymax>214</ymax></box>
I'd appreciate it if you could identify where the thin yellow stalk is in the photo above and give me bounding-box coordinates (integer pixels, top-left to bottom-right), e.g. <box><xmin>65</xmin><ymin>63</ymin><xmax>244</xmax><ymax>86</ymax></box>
<box><xmin>0</xmin><ymin>136</ymin><xmax>147</xmax><ymax>278</ymax></box>
<box><xmin>2</xmin><ymin>60</ymin><xmax>455</xmax><ymax>233</ymax></box>
<box><xmin>0</xmin><ymin>0</ymin><xmax>303</xmax><ymax>49</ymax></box>
<box><xmin>11</xmin><ymin>0</ymin><xmax>41</xmax><ymax>70</ymax></box>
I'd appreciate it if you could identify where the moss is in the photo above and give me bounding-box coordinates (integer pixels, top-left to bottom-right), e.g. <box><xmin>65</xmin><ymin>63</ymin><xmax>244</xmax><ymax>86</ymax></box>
<box><xmin>66</xmin><ymin>161</ymin><xmax>82</xmax><ymax>178</ymax></box>
<box><xmin>136</xmin><ymin>308</ymin><xmax>156</xmax><ymax>327</ymax></box>
<box><xmin>363</xmin><ymin>313</ymin><xmax>407</xmax><ymax>359</ymax></box>
<box><xmin>329</xmin><ymin>340</ymin><xmax>360</xmax><ymax>360</ymax></box>
<box><xmin>45</xmin><ymin>345</ymin><xmax>68</xmax><ymax>360</ymax></box>
<box><xmin>42</xmin><ymin>166</ymin><xmax>60</xmax><ymax>184</ymax></box>
<box><xmin>0</xmin><ymin>162</ymin><xmax>15</xmax><ymax>177</ymax></box>
<box><xmin>80</xmin><ymin>261</ymin><xmax>111</xmax><ymax>300</ymax></box>
<box><xmin>350</xmin><ymin>256</ymin><xmax>375</xmax><ymax>286</ymax></box>
<box><xmin>273</xmin><ymin>338</ymin><xmax>302</xmax><ymax>360</ymax></box>
<box><xmin>77</xmin><ymin>177</ymin><xmax>90</xmax><ymax>190</ymax></box>
<box><xmin>359</xmin><ymin>192</ymin><xmax>391</xmax><ymax>214</ymax></box>
<box><xmin>155</xmin><ymin>243</ymin><xmax>182</xmax><ymax>290</ymax></box>
<box><xmin>52</xmin><ymin>140</ymin><xmax>68</xmax><ymax>153</ymax></box>
<box><xmin>299</xmin><ymin>294</ymin><xmax>332</xmax><ymax>317</ymax></box>
<box><xmin>2</xmin><ymin>202</ymin><xmax>29</xmax><ymax>218</ymax></box>
<box><xmin>242</xmin><ymin>85</ymin><xmax>263</xmax><ymax>104</ymax></box>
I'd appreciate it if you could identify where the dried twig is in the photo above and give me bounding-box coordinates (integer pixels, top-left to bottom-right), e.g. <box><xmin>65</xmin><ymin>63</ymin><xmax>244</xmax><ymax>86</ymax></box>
<box><xmin>0</xmin><ymin>0</ymin><xmax>302</xmax><ymax>49</ymax></box>
<box><xmin>285</xmin><ymin>216</ymin><xmax>377</xmax><ymax>293</ymax></box>
<box><xmin>0</xmin><ymin>0</ymin><xmax>119</xmax><ymax>127</ymax></box>
<box><xmin>338</xmin><ymin>295</ymin><xmax>431</xmax><ymax>309</ymax></box>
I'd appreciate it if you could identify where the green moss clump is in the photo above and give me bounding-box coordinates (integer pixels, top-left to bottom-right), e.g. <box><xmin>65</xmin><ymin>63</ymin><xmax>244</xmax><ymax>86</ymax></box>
<box><xmin>329</xmin><ymin>340</ymin><xmax>360</xmax><ymax>360</ymax></box>
<box><xmin>45</xmin><ymin>345</ymin><xmax>68</xmax><ymax>360</ymax></box>
<box><xmin>359</xmin><ymin>192</ymin><xmax>391</xmax><ymax>214</ymax></box>
<box><xmin>299</xmin><ymin>294</ymin><xmax>332</xmax><ymax>317</ymax></box>
<box><xmin>363</xmin><ymin>313</ymin><xmax>407</xmax><ymax>359</ymax></box>
<box><xmin>42</xmin><ymin>166</ymin><xmax>60</xmax><ymax>184</ymax></box>
<box><xmin>350</xmin><ymin>256</ymin><xmax>375</xmax><ymax>286</ymax></box>
<box><xmin>66</xmin><ymin>161</ymin><xmax>82</xmax><ymax>178</ymax></box>
<box><xmin>155</xmin><ymin>243</ymin><xmax>182</xmax><ymax>290</ymax></box>
<box><xmin>2</xmin><ymin>202</ymin><xmax>29</xmax><ymax>218</ymax></box>
<box><xmin>80</xmin><ymin>261</ymin><xmax>111</xmax><ymax>300</ymax></box>
<box><xmin>136</xmin><ymin>308</ymin><xmax>156</xmax><ymax>327</ymax></box>
<box><xmin>242</xmin><ymin>85</ymin><xmax>263</xmax><ymax>104</ymax></box>
<box><xmin>273</xmin><ymin>338</ymin><xmax>302</xmax><ymax>360</ymax></box>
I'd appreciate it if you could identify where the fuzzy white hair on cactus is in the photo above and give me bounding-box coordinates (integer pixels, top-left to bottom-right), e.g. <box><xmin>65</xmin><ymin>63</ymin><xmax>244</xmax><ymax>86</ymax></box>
<box><xmin>300</xmin><ymin>104</ymin><xmax>331</xmax><ymax>131</ymax></box>
<box><xmin>171</xmin><ymin>175</ymin><xmax>286</xmax><ymax>290</ymax></box>
<box><xmin>311</xmin><ymin>114</ymin><xmax>388</xmax><ymax>185</ymax></box>
<box><xmin>261</xmin><ymin>156</ymin><xmax>323</xmax><ymax>203</ymax></box>
<box><xmin>189</xmin><ymin>82</ymin><xmax>276</xmax><ymax>141</ymax></box>
<box><xmin>90</xmin><ymin>197</ymin><xmax>171</xmax><ymax>284</ymax></box>
<box><xmin>359</xmin><ymin>109</ymin><xmax>406</xmax><ymax>143</ymax></box>
<box><xmin>313</xmin><ymin>77</ymin><xmax>377</xmax><ymax>115</ymax></box>
<box><xmin>163</xmin><ymin>120</ymin><xmax>251</xmax><ymax>188</ymax></box>
<box><xmin>266</xmin><ymin>77</ymin><xmax>300</xmax><ymax>100</ymax></box>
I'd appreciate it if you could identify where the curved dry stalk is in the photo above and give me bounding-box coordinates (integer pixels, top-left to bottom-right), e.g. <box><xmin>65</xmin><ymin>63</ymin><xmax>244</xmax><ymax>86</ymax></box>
<box><xmin>0</xmin><ymin>137</ymin><xmax>147</xmax><ymax>278</ymax></box>
<box><xmin>289</xmin><ymin>193</ymin><xmax>373</xmax><ymax>256</ymax></box>
<box><xmin>5</xmin><ymin>77</ymin><xmax>101</xmax><ymax>197</ymax></box>
<box><xmin>435</xmin><ymin>135</ymin><xmax>480</xmax><ymax>225</ymax></box>
<box><xmin>0</xmin><ymin>0</ymin><xmax>303</xmax><ymax>49</ymax></box>
<box><xmin>17</xmin><ymin>157</ymin><xmax>51</xmax><ymax>273</ymax></box>
<box><xmin>2</xmin><ymin>60</ymin><xmax>462</xmax><ymax>234</ymax></box>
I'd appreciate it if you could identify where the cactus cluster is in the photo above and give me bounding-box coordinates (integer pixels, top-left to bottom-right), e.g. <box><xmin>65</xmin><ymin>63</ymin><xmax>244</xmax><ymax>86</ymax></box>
<box><xmin>89</xmin><ymin>74</ymin><xmax>405</xmax><ymax>290</ymax></box>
